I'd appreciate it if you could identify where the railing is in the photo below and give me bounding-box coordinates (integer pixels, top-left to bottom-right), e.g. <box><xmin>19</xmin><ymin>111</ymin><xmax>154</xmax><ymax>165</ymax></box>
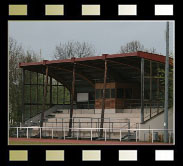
<box><xmin>119</xmin><ymin>128</ymin><xmax>173</xmax><ymax>143</ymax></box>
<box><xmin>125</xmin><ymin>99</ymin><xmax>164</xmax><ymax>109</ymax></box>
<box><xmin>43</xmin><ymin>117</ymin><xmax>134</xmax><ymax>136</ymax></box>
<box><xmin>144</xmin><ymin>108</ymin><xmax>164</xmax><ymax>121</ymax></box>
<box><xmin>76</xmin><ymin>102</ymin><xmax>95</xmax><ymax>109</ymax></box>
<box><xmin>44</xmin><ymin>117</ymin><xmax>131</xmax><ymax>125</ymax></box>
<box><xmin>9</xmin><ymin>127</ymin><xmax>173</xmax><ymax>143</ymax></box>
<box><xmin>25</xmin><ymin>117</ymin><xmax>135</xmax><ymax>139</ymax></box>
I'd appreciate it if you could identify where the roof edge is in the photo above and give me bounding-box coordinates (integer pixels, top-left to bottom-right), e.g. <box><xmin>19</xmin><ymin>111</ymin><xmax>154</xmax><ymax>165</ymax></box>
<box><xmin>19</xmin><ymin>51</ymin><xmax>173</xmax><ymax>68</ymax></box>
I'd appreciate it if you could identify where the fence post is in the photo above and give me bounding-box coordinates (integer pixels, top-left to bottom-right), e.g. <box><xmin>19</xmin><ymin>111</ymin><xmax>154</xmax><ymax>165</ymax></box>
<box><xmin>40</xmin><ymin>127</ymin><xmax>42</xmax><ymax>139</ymax></box>
<box><xmin>64</xmin><ymin>128</ymin><xmax>65</xmax><ymax>140</ymax></box>
<box><xmin>27</xmin><ymin>128</ymin><xmax>28</xmax><ymax>139</ymax></box>
<box><xmin>77</xmin><ymin>129</ymin><xmax>79</xmax><ymax>140</ymax></box>
<box><xmin>17</xmin><ymin>128</ymin><xmax>18</xmax><ymax>138</ymax></box>
<box><xmin>139</xmin><ymin>123</ymin><xmax>141</xmax><ymax>141</ymax></box>
<box><xmin>136</xmin><ymin>130</ymin><xmax>137</xmax><ymax>142</ymax></box>
<box><xmin>128</xmin><ymin>120</ymin><xmax>130</xmax><ymax>141</ymax></box>
<box><xmin>105</xmin><ymin>129</ymin><xmax>106</xmax><ymax>141</ymax></box>
<box><xmin>98</xmin><ymin>118</ymin><xmax>99</xmax><ymax>133</ymax></box>
<box><xmin>112</xmin><ymin>122</ymin><xmax>113</xmax><ymax>132</ymax></box>
<box><xmin>62</xmin><ymin>118</ymin><xmax>63</xmax><ymax>132</ymax></box>
<box><xmin>109</xmin><ymin>118</ymin><xmax>111</xmax><ymax>139</ymax></box>
<box><xmin>72</xmin><ymin>118</ymin><xmax>74</xmax><ymax>137</ymax></box>
<box><xmin>91</xmin><ymin>130</ymin><xmax>93</xmax><ymax>141</ymax></box>
<box><xmin>52</xmin><ymin>128</ymin><xmax>53</xmax><ymax>139</ymax></box>
<box><xmin>79</xmin><ymin>119</ymin><xmax>81</xmax><ymax>138</ymax></box>
<box><xmin>120</xmin><ymin>129</ymin><xmax>121</xmax><ymax>142</ymax></box>
<box><xmin>152</xmin><ymin>130</ymin><xmax>153</xmax><ymax>143</ymax></box>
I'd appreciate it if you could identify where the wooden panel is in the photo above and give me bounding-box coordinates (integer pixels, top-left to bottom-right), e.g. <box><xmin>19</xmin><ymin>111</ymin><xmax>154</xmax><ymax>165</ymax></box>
<box><xmin>95</xmin><ymin>99</ymin><xmax>116</xmax><ymax>109</ymax></box>
<box><xmin>94</xmin><ymin>82</ymin><xmax>140</xmax><ymax>109</ymax></box>
<box><xmin>110</xmin><ymin>100</ymin><xmax>116</xmax><ymax>108</ymax></box>
<box><xmin>105</xmin><ymin>101</ymin><xmax>110</xmax><ymax>108</ymax></box>
<box><xmin>95</xmin><ymin>82</ymin><xmax>116</xmax><ymax>89</ymax></box>
<box><xmin>116</xmin><ymin>82</ymin><xmax>137</xmax><ymax>88</ymax></box>
<box><xmin>116</xmin><ymin>99</ymin><xmax>125</xmax><ymax>109</ymax></box>
<box><xmin>133</xmin><ymin>87</ymin><xmax>141</xmax><ymax>98</ymax></box>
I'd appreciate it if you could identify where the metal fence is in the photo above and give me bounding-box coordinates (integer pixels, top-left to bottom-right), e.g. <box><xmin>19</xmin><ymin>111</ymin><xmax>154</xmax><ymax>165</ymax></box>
<box><xmin>9</xmin><ymin>127</ymin><xmax>173</xmax><ymax>143</ymax></box>
<box><xmin>43</xmin><ymin>117</ymin><xmax>133</xmax><ymax>131</ymax></box>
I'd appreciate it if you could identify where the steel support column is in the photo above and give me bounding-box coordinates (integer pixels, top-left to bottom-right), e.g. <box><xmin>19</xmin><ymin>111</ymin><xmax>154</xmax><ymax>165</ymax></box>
<box><xmin>100</xmin><ymin>57</ymin><xmax>107</xmax><ymax>138</ymax></box>
<box><xmin>43</xmin><ymin>74</ymin><xmax>44</xmax><ymax>96</ymax></box>
<box><xmin>22</xmin><ymin>69</ymin><xmax>25</xmax><ymax>123</ymax></box>
<box><xmin>63</xmin><ymin>86</ymin><xmax>65</xmax><ymax>106</ymax></box>
<box><xmin>157</xmin><ymin>63</ymin><xmax>160</xmax><ymax>113</ymax></box>
<box><xmin>57</xmin><ymin>81</ymin><xmax>58</xmax><ymax>104</ymax></box>
<box><xmin>68</xmin><ymin>62</ymin><xmax>76</xmax><ymax>137</ymax></box>
<box><xmin>40</xmin><ymin>66</ymin><xmax>48</xmax><ymax>127</ymax></box>
<box><xmin>150</xmin><ymin>60</ymin><xmax>152</xmax><ymax>118</ymax></box>
<box><xmin>50</xmin><ymin>77</ymin><xmax>52</xmax><ymax>107</ymax></box>
<box><xmin>141</xmin><ymin>58</ymin><xmax>144</xmax><ymax>123</ymax></box>
<box><xmin>30</xmin><ymin>71</ymin><xmax>32</xmax><ymax>118</ymax></box>
<box><xmin>37</xmin><ymin>72</ymin><xmax>39</xmax><ymax>114</ymax></box>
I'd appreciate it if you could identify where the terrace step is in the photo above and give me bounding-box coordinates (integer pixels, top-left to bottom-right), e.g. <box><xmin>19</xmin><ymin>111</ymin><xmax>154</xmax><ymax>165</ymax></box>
<box><xmin>46</xmin><ymin>115</ymin><xmax>55</xmax><ymax>118</ymax></box>
<box><xmin>53</xmin><ymin>110</ymin><xmax>63</xmax><ymax>114</ymax></box>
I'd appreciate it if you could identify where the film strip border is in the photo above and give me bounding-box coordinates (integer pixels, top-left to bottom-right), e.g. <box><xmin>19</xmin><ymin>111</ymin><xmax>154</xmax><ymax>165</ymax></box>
<box><xmin>2</xmin><ymin>1</ymin><xmax>179</xmax><ymax>166</ymax></box>
<box><xmin>7</xmin><ymin>149</ymin><xmax>175</xmax><ymax>162</ymax></box>
<box><xmin>8</xmin><ymin>4</ymin><xmax>174</xmax><ymax>16</ymax></box>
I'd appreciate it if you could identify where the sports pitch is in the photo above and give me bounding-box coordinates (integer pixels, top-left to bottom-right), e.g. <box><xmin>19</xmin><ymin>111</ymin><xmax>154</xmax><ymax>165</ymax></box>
<box><xmin>9</xmin><ymin>138</ymin><xmax>172</xmax><ymax>145</ymax></box>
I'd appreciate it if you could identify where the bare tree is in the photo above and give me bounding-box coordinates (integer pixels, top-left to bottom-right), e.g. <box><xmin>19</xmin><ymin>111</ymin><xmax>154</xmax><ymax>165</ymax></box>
<box><xmin>120</xmin><ymin>40</ymin><xmax>157</xmax><ymax>54</ymax></box>
<box><xmin>54</xmin><ymin>41</ymin><xmax>96</xmax><ymax>59</ymax></box>
<box><xmin>54</xmin><ymin>41</ymin><xmax>96</xmax><ymax>136</ymax></box>
<box><xmin>120</xmin><ymin>41</ymin><xmax>144</xmax><ymax>53</ymax></box>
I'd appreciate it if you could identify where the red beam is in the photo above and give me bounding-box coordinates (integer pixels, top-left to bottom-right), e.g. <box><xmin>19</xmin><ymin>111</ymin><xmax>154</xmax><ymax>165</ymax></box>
<box><xmin>49</xmin><ymin>66</ymin><xmax>95</xmax><ymax>88</ymax></box>
<box><xmin>19</xmin><ymin>52</ymin><xmax>174</xmax><ymax>69</ymax></box>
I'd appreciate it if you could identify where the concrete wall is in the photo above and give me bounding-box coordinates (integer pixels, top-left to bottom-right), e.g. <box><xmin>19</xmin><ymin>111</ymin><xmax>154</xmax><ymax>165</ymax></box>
<box><xmin>139</xmin><ymin>108</ymin><xmax>174</xmax><ymax>142</ymax></box>
<box><xmin>45</xmin><ymin>108</ymin><xmax>142</xmax><ymax>130</ymax></box>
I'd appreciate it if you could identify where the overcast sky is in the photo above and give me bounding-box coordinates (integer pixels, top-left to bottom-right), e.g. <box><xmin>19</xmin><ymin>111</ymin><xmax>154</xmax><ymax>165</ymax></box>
<box><xmin>8</xmin><ymin>21</ymin><xmax>174</xmax><ymax>60</ymax></box>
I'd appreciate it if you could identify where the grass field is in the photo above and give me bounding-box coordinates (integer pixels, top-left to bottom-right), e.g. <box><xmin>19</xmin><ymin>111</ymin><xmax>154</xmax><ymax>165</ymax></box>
<box><xmin>9</xmin><ymin>138</ymin><xmax>89</xmax><ymax>145</ymax></box>
<box><xmin>9</xmin><ymin>138</ymin><xmax>172</xmax><ymax>145</ymax></box>
<box><xmin>9</xmin><ymin>140</ymin><xmax>68</xmax><ymax>145</ymax></box>
<box><xmin>9</xmin><ymin>138</ymin><xmax>124</xmax><ymax>145</ymax></box>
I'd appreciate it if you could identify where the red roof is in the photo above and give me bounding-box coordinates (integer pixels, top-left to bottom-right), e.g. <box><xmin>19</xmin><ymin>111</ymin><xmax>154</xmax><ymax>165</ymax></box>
<box><xmin>19</xmin><ymin>51</ymin><xmax>173</xmax><ymax>68</ymax></box>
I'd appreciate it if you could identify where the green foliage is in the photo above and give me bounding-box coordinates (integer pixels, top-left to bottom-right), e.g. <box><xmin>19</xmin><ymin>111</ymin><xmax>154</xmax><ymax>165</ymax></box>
<box><xmin>157</xmin><ymin>64</ymin><xmax>174</xmax><ymax>108</ymax></box>
<box><xmin>120</xmin><ymin>41</ymin><xmax>174</xmax><ymax>108</ymax></box>
<box><xmin>9</xmin><ymin>37</ymin><xmax>42</xmax><ymax>124</ymax></box>
<box><xmin>9</xmin><ymin>38</ymin><xmax>71</xmax><ymax>124</ymax></box>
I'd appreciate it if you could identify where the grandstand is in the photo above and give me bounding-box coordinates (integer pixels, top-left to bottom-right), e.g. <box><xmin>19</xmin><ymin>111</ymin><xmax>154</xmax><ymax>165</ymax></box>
<box><xmin>10</xmin><ymin>51</ymin><xmax>173</xmax><ymax>143</ymax></box>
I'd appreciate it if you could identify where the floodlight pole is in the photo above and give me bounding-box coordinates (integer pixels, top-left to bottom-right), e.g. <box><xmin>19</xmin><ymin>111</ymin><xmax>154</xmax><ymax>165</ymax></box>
<box><xmin>164</xmin><ymin>21</ymin><xmax>169</xmax><ymax>143</ymax></box>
